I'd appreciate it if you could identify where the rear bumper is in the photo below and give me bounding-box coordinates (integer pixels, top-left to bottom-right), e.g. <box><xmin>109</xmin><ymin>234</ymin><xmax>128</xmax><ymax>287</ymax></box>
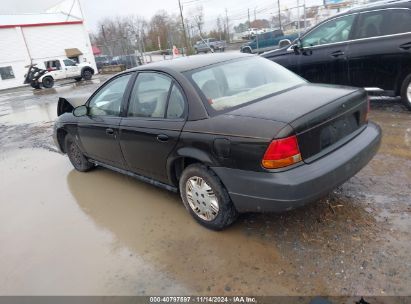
<box><xmin>212</xmin><ymin>122</ymin><xmax>382</xmax><ymax>213</ymax></box>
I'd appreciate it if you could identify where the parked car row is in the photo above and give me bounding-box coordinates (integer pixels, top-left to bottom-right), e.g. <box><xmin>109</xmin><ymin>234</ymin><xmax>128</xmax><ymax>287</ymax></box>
<box><xmin>262</xmin><ymin>0</ymin><xmax>411</xmax><ymax>109</ymax></box>
<box><xmin>95</xmin><ymin>55</ymin><xmax>141</xmax><ymax>70</ymax></box>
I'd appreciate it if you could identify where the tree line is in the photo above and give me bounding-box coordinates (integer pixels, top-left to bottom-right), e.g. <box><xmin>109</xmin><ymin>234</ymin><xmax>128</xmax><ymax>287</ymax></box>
<box><xmin>90</xmin><ymin>6</ymin><xmax>230</xmax><ymax>56</ymax></box>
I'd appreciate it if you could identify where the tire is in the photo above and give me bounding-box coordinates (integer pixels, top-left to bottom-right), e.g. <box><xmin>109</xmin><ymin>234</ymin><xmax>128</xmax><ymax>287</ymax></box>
<box><xmin>400</xmin><ymin>74</ymin><xmax>411</xmax><ymax>110</ymax></box>
<box><xmin>65</xmin><ymin>134</ymin><xmax>94</xmax><ymax>172</ymax></box>
<box><xmin>242</xmin><ymin>47</ymin><xmax>252</xmax><ymax>54</ymax></box>
<box><xmin>82</xmin><ymin>69</ymin><xmax>93</xmax><ymax>81</ymax></box>
<box><xmin>220</xmin><ymin>48</ymin><xmax>225</xmax><ymax>52</ymax></box>
<box><xmin>74</xmin><ymin>77</ymin><xmax>82</xmax><ymax>82</ymax></box>
<box><xmin>30</xmin><ymin>82</ymin><xmax>41</xmax><ymax>89</ymax></box>
<box><xmin>42</xmin><ymin>76</ymin><xmax>54</xmax><ymax>89</ymax></box>
<box><xmin>179</xmin><ymin>164</ymin><xmax>238</xmax><ymax>230</ymax></box>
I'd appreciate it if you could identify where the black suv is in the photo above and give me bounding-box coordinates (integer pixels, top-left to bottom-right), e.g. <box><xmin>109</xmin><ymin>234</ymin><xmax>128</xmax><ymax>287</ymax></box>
<box><xmin>263</xmin><ymin>0</ymin><xmax>411</xmax><ymax>110</ymax></box>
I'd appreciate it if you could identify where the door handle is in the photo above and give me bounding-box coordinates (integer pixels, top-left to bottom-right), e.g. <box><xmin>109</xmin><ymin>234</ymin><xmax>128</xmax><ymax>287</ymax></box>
<box><xmin>156</xmin><ymin>134</ymin><xmax>169</xmax><ymax>142</ymax></box>
<box><xmin>330</xmin><ymin>50</ymin><xmax>345</xmax><ymax>57</ymax></box>
<box><xmin>399</xmin><ymin>42</ymin><xmax>411</xmax><ymax>50</ymax></box>
<box><xmin>106</xmin><ymin>128</ymin><xmax>115</xmax><ymax>135</ymax></box>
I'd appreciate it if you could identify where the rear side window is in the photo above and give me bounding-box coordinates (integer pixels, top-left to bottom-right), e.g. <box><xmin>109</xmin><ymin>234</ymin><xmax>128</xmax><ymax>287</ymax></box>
<box><xmin>166</xmin><ymin>85</ymin><xmax>185</xmax><ymax>119</ymax></box>
<box><xmin>354</xmin><ymin>9</ymin><xmax>411</xmax><ymax>39</ymax></box>
<box><xmin>128</xmin><ymin>73</ymin><xmax>172</xmax><ymax>118</ymax></box>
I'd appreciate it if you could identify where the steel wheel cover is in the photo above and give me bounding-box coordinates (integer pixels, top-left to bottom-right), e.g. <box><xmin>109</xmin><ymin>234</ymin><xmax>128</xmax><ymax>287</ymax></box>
<box><xmin>407</xmin><ymin>82</ymin><xmax>411</xmax><ymax>102</ymax></box>
<box><xmin>185</xmin><ymin>176</ymin><xmax>219</xmax><ymax>221</ymax></box>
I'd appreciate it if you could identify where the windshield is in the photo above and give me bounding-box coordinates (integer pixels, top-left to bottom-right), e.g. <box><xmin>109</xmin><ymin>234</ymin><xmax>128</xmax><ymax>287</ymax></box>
<box><xmin>187</xmin><ymin>57</ymin><xmax>306</xmax><ymax>112</ymax></box>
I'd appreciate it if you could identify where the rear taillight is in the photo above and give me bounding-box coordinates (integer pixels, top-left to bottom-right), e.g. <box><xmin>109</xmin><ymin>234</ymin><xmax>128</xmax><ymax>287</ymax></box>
<box><xmin>262</xmin><ymin>135</ymin><xmax>302</xmax><ymax>169</ymax></box>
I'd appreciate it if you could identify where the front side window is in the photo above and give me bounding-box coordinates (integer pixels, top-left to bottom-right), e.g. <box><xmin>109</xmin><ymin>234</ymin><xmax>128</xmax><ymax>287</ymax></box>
<box><xmin>63</xmin><ymin>59</ymin><xmax>76</xmax><ymax>66</ymax></box>
<box><xmin>128</xmin><ymin>73</ymin><xmax>172</xmax><ymax>118</ymax></box>
<box><xmin>302</xmin><ymin>14</ymin><xmax>355</xmax><ymax>47</ymax></box>
<box><xmin>354</xmin><ymin>9</ymin><xmax>411</xmax><ymax>39</ymax></box>
<box><xmin>88</xmin><ymin>74</ymin><xmax>132</xmax><ymax>116</ymax></box>
<box><xmin>188</xmin><ymin>57</ymin><xmax>306</xmax><ymax>112</ymax></box>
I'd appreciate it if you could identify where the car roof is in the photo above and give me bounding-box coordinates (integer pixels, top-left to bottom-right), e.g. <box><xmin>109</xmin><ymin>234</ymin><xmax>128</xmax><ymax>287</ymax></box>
<box><xmin>130</xmin><ymin>53</ymin><xmax>254</xmax><ymax>73</ymax></box>
<box><xmin>337</xmin><ymin>0</ymin><xmax>411</xmax><ymax>16</ymax></box>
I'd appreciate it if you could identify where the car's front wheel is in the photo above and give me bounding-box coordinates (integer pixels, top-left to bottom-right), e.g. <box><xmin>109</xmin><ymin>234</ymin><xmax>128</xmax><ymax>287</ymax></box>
<box><xmin>400</xmin><ymin>74</ymin><xmax>411</xmax><ymax>110</ymax></box>
<box><xmin>65</xmin><ymin>134</ymin><xmax>94</xmax><ymax>172</ymax></box>
<box><xmin>179</xmin><ymin>164</ymin><xmax>238</xmax><ymax>230</ymax></box>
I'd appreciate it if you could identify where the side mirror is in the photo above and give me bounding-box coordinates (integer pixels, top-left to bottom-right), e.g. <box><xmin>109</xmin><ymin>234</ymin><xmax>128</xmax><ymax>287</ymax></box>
<box><xmin>73</xmin><ymin>105</ymin><xmax>88</xmax><ymax>117</ymax></box>
<box><xmin>294</xmin><ymin>38</ymin><xmax>303</xmax><ymax>55</ymax></box>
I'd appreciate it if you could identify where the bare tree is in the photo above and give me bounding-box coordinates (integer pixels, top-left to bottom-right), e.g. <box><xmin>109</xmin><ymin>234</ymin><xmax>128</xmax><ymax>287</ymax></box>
<box><xmin>91</xmin><ymin>14</ymin><xmax>149</xmax><ymax>57</ymax></box>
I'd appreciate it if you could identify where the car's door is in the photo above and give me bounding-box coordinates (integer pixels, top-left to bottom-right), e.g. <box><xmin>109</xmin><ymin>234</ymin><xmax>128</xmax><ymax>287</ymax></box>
<box><xmin>347</xmin><ymin>8</ymin><xmax>411</xmax><ymax>91</ymax></box>
<box><xmin>45</xmin><ymin>60</ymin><xmax>66</xmax><ymax>80</ymax></box>
<box><xmin>63</xmin><ymin>59</ymin><xmax>80</xmax><ymax>78</ymax></box>
<box><xmin>119</xmin><ymin>72</ymin><xmax>187</xmax><ymax>183</ymax></box>
<box><xmin>77</xmin><ymin>73</ymin><xmax>133</xmax><ymax>168</ymax></box>
<box><xmin>296</xmin><ymin>14</ymin><xmax>355</xmax><ymax>85</ymax></box>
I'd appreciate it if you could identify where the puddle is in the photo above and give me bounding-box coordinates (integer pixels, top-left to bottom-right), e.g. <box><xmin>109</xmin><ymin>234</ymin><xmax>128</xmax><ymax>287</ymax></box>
<box><xmin>0</xmin><ymin>149</ymin><xmax>291</xmax><ymax>295</ymax></box>
<box><xmin>0</xmin><ymin>77</ymin><xmax>107</xmax><ymax>125</ymax></box>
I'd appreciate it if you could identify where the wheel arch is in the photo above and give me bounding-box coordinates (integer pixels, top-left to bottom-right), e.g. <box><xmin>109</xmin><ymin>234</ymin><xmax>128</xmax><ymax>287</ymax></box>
<box><xmin>56</xmin><ymin>128</ymin><xmax>68</xmax><ymax>153</ymax></box>
<box><xmin>38</xmin><ymin>74</ymin><xmax>54</xmax><ymax>83</ymax></box>
<box><xmin>167</xmin><ymin>147</ymin><xmax>214</xmax><ymax>187</ymax></box>
<box><xmin>396</xmin><ymin>68</ymin><xmax>411</xmax><ymax>96</ymax></box>
<box><xmin>241</xmin><ymin>46</ymin><xmax>252</xmax><ymax>53</ymax></box>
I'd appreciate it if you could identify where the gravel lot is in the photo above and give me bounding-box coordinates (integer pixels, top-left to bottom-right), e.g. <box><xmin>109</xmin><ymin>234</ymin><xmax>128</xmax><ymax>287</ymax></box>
<box><xmin>0</xmin><ymin>76</ymin><xmax>410</xmax><ymax>296</ymax></box>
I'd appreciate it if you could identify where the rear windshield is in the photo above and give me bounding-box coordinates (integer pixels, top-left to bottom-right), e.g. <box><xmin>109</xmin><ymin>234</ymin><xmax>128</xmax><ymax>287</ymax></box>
<box><xmin>187</xmin><ymin>57</ymin><xmax>306</xmax><ymax>112</ymax></box>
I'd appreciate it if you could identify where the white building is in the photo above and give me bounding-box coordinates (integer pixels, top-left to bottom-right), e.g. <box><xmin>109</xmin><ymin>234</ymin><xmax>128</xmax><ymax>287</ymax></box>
<box><xmin>0</xmin><ymin>2</ymin><xmax>97</xmax><ymax>90</ymax></box>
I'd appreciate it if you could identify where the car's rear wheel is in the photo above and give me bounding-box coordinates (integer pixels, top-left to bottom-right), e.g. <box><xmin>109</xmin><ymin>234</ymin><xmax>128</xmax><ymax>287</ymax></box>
<box><xmin>30</xmin><ymin>81</ymin><xmax>40</xmax><ymax>89</ymax></box>
<box><xmin>42</xmin><ymin>76</ymin><xmax>54</xmax><ymax>88</ymax></box>
<box><xmin>65</xmin><ymin>134</ymin><xmax>94</xmax><ymax>172</ymax></box>
<box><xmin>179</xmin><ymin>164</ymin><xmax>238</xmax><ymax>230</ymax></box>
<box><xmin>82</xmin><ymin>69</ymin><xmax>93</xmax><ymax>81</ymax></box>
<box><xmin>400</xmin><ymin>74</ymin><xmax>411</xmax><ymax>110</ymax></box>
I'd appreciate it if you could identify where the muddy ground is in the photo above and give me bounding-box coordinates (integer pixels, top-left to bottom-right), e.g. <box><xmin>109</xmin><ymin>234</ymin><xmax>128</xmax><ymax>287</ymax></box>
<box><xmin>0</xmin><ymin>77</ymin><xmax>410</xmax><ymax>297</ymax></box>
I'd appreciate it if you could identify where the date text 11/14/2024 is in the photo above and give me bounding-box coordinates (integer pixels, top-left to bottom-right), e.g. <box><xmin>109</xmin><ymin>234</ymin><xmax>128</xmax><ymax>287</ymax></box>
<box><xmin>149</xmin><ymin>297</ymin><xmax>257</xmax><ymax>303</ymax></box>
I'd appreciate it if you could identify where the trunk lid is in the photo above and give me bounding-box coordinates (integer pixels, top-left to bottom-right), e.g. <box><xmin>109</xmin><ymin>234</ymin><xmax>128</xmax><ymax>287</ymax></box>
<box><xmin>228</xmin><ymin>83</ymin><xmax>368</xmax><ymax>162</ymax></box>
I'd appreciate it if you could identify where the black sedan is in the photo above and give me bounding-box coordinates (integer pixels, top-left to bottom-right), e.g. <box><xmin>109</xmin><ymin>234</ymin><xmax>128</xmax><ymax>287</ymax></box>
<box><xmin>54</xmin><ymin>53</ymin><xmax>381</xmax><ymax>230</ymax></box>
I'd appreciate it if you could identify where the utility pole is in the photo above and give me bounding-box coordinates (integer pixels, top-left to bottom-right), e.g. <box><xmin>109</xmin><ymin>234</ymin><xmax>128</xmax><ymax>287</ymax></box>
<box><xmin>101</xmin><ymin>24</ymin><xmax>112</xmax><ymax>56</ymax></box>
<box><xmin>178</xmin><ymin>0</ymin><xmax>190</xmax><ymax>55</ymax></box>
<box><xmin>248</xmin><ymin>8</ymin><xmax>251</xmax><ymax>27</ymax></box>
<box><xmin>277</xmin><ymin>0</ymin><xmax>282</xmax><ymax>30</ymax></box>
<box><xmin>254</xmin><ymin>7</ymin><xmax>257</xmax><ymax>21</ymax></box>
<box><xmin>225</xmin><ymin>8</ymin><xmax>230</xmax><ymax>43</ymax></box>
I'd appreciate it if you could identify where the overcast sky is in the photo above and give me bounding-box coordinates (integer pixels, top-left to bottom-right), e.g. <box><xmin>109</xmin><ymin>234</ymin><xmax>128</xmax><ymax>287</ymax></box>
<box><xmin>0</xmin><ymin>0</ymin><xmax>323</xmax><ymax>33</ymax></box>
